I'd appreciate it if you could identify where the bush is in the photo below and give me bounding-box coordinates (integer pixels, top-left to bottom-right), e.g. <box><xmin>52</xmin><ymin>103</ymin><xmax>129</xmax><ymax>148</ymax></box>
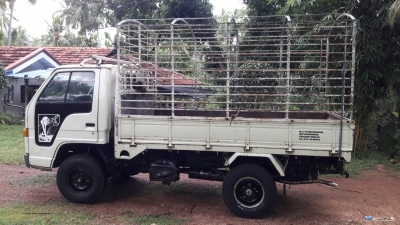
<box><xmin>0</xmin><ymin>112</ymin><xmax>23</xmax><ymax>125</ymax></box>
<box><xmin>358</xmin><ymin>99</ymin><xmax>400</xmax><ymax>157</ymax></box>
<box><xmin>0</xmin><ymin>61</ymin><xmax>8</xmax><ymax>89</ymax></box>
<box><xmin>0</xmin><ymin>112</ymin><xmax>9</xmax><ymax>125</ymax></box>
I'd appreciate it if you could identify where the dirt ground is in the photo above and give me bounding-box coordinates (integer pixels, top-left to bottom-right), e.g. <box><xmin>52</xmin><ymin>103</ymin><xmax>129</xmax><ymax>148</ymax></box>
<box><xmin>0</xmin><ymin>164</ymin><xmax>399</xmax><ymax>225</ymax></box>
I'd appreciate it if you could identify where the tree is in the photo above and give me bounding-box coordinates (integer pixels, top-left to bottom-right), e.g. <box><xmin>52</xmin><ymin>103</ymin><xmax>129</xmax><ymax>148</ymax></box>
<box><xmin>105</xmin><ymin>0</ymin><xmax>160</xmax><ymax>23</ymax></box>
<box><xmin>0</xmin><ymin>0</ymin><xmax>10</xmax><ymax>34</ymax></box>
<box><xmin>159</xmin><ymin>0</ymin><xmax>213</xmax><ymax>19</ymax></box>
<box><xmin>0</xmin><ymin>61</ymin><xmax>7</xmax><ymax>90</ymax></box>
<box><xmin>60</xmin><ymin>0</ymin><xmax>105</xmax><ymax>35</ymax></box>
<box><xmin>11</xmin><ymin>26</ymin><xmax>31</xmax><ymax>46</ymax></box>
<box><xmin>61</xmin><ymin>0</ymin><xmax>115</xmax><ymax>47</ymax></box>
<box><xmin>41</xmin><ymin>14</ymin><xmax>69</xmax><ymax>47</ymax></box>
<box><xmin>7</xmin><ymin>0</ymin><xmax>37</xmax><ymax>46</ymax></box>
<box><xmin>103</xmin><ymin>31</ymin><xmax>116</xmax><ymax>48</ymax></box>
<box><xmin>39</xmin><ymin>12</ymin><xmax>101</xmax><ymax>47</ymax></box>
<box><xmin>388</xmin><ymin>0</ymin><xmax>400</xmax><ymax>26</ymax></box>
<box><xmin>61</xmin><ymin>27</ymin><xmax>90</xmax><ymax>47</ymax></box>
<box><xmin>0</xmin><ymin>61</ymin><xmax>10</xmax><ymax>125</ymax></box>
<box><xmin>59</xmin><ymin>0</ymin><xmax>214</xmax><ymax>46</ymax></box>
<box><xmin>243</xmin><ymin>0</ymin><xmax>400</xmax><ymax>153</ymax></box>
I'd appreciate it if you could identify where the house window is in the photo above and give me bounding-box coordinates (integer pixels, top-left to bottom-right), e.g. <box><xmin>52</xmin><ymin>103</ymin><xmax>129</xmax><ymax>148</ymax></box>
<box><xmin>9</xmin><ymin>85</ymin><xmax>14</xmax><ymax>102</ymax></box>
<box><xmin>21</xmin><ymin>85</ymin><xmax>41</xmax><ymax>103</ymax></box>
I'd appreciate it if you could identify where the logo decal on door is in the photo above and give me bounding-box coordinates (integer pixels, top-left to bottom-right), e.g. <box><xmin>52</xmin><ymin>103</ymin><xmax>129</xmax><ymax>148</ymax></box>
<box><xmin>38</xmin><ymin>114</ymin><xmax>60</xmax><ymax>143</ymax></box>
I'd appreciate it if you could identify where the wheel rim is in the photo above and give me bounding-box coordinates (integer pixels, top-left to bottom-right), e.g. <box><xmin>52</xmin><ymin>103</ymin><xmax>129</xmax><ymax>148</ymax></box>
<box><xmin>69</xmin><ymin>169</ymin><xmax>92</xmax><ymax>191</ymax></box>
<box><xmin>234</xmin><ymin>177</ymin><xmax>265</xmax><ymax>208</ymax></box>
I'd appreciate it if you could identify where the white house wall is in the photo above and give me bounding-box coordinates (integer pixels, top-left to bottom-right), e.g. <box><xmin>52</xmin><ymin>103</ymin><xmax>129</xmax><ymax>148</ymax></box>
<box><xmin>11</xmin><ymin>53</ymin><xmax>59</xmax><ymax>74</ymax></box>
<box><xmin>0</xmin><ymin>78</ymin><xmax>45</xmax><ymax>117</ymax></box>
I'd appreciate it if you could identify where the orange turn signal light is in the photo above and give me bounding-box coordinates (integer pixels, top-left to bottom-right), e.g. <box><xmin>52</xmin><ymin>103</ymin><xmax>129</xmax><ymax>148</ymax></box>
<box><xmin>22</xmin><ymin>128</ymin><xmax>29</xmax><ymax>137</ymax></box>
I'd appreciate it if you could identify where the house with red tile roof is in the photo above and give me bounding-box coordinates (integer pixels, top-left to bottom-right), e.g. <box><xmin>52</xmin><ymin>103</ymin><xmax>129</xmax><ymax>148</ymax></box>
<box><xmin>0</xmin><ymin>47</ymin><xmax>114</xmax><ymax>73</ymax></box>
<box><xmin>0</xmin><ymin>47</ymin><xmax>115</xmax><ymax>116</ymax></box>
<box><xmin>0</xmin><ymin>46</ymin><xmax>205</xmax><ymax>117</ymax></box>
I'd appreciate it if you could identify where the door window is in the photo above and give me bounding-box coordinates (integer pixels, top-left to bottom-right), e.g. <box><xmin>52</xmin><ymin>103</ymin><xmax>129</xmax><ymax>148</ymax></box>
<box><xmin>38</xmin><ymin>72</ymin><xmax>95</xmax><ymax>103</ymax></box>
<box><xmin>66</xmin><ymin>72</ymin><xmax>95</xmax><ymax>102</ymax></box>
<box><xmin>38</xmin><ymin>72</ymin><xmax>70</xmax><ymax>102</ymax></box>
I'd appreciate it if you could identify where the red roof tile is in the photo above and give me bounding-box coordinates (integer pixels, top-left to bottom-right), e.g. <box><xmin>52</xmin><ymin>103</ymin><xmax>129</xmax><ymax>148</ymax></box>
<box><xmin>4</xmin><ymin>48</ymin><xmax>61</xmax><ymax>70</ymax></box>
<box><xmin>45</xmin><ymin>47</ymin><xmax>113</xmax><ymax>65</ymax></box>
<box><xmin>0</xmin><ymin>46</ymin><xmax>199</xmax><ymax>86</ymax></box>
<box><xmin>0</xmin><ymin>46</ymin><xmax>114</xmax><ymax>68</ymax></box>
<box><xmin>134</xmin><ymin>58</ymin><xmax>201</xmax><ymax>86</ymax></box>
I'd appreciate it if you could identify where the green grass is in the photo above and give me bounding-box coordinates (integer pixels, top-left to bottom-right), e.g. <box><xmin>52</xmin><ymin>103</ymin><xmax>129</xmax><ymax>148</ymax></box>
<box><xmin>0</xmin><ymin>203</ymin><xmax>186</xmax><ymax>225</ymax></box>
<box><xmin>345</xmin><ymin>150</ymin><xmax>400</xmax><ymax>176</ymax></box>
<box><xmin>0</xmin><ymin>125</ymin><xmax>25</xmax><ymax>165</ymax></box>
<box><xmin>119</xmin><ymin>210</ymin><xmax>187</xmax><ymax>225</ymax></box>
<box><xmin>0</xmin><ymin>203</ymin><xmax>95</xmax><ymax>225</ymax></box>
<box><xmin>9</xmin><ymin>173</ymin><xmax>56</xmax><ymax>187</ymax></box>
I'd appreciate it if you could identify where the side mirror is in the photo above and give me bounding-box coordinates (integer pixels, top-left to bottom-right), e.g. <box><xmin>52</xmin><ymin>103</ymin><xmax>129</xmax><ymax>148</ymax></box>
<box><xmin>3</xmin><ymin>84</ymin><xmax>24</xmax><ymax>114</ymax></box>
<box><xmin>6</xmin><ymin>85</ymin><xmax>13</xmax><ymax>103</ymax></box>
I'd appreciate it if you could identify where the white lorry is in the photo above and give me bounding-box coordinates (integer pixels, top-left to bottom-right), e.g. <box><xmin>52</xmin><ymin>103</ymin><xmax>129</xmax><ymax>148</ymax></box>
<box><xmin>22</xmin><ymin>14</ymin><xmax>356</xmax><ymax>218</ymax></box>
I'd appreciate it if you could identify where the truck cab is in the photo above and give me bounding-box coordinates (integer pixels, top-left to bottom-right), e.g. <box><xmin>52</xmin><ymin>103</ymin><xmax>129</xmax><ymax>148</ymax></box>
<box><xmin>24</xmin><ymin>65</ymin><xmax>116</xmax><ymax>170</ymax></box>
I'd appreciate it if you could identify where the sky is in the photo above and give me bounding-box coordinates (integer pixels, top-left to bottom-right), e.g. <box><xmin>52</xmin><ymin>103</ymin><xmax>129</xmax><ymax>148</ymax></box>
<box><xmin>13</xmin><ymin>0</ymin><xmax>246</xmax><ymax>39</ymax></box>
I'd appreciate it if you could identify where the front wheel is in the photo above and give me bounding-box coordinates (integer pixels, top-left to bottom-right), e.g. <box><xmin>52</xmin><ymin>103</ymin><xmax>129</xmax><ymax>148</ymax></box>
<box><xmin>57</xmin><ymin>154</ymin><xmax>106</xmax><ymax>204</ymax></box>
<box><xmin>222</xmin><ymin>163</ymin><xmax>277</xmax><ymax>218</ymax></box>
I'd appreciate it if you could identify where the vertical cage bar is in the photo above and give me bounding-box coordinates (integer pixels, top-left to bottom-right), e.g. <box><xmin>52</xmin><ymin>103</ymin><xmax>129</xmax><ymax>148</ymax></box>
<box><xmin>170</xmin><ymin>23</ymin><xmax>175</xmax><ymax>117</ymax></box>
<box><xmin>325</xmin><ymin>37</ymin><xmax>330</xmax><ymax>110</ymax></box>
<box><xmin>138</xmin><ymin>26</ymin><xmax>142</xmax><ymax>90</ymax></box>
<box><xmin>350</xmin><ymin>20</ymin><xmax>357</xmax><ymax>120</ymax></box>
<box><xmin>116</xmin><ymin>22</ymin><xmax>122</xmax><ymax>115</ymax></box>
<box><xmin>285</xmin><ymin>18</ymin><xmax>292</xmax><ymax>119</ymax></box>
<box><xmin>226</xmin><ymin>21</ymin><xmax>231</xmax><ymax>118</ymax></box>
<box><xmin>339</xmin><ymin>34</ymin><xmax>348</xmax><ymax>158</ymax></box>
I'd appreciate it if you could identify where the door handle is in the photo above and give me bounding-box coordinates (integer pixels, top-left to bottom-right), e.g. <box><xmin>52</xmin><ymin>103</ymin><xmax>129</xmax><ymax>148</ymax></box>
<box><xmin>86</xmin><ymin>123</ymin><xmax>95</xmax><ymax>127</ymax></box>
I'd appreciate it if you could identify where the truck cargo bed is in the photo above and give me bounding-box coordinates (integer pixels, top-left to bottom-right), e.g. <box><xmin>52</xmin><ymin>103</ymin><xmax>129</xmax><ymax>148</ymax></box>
<box><xmin>116</xmin><ymin>114</ymin><xmax>353</xmax><ymax>162</ymax></box>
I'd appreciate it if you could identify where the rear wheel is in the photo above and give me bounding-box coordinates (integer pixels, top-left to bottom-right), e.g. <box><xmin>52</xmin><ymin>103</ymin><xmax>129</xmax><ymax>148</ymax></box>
<box><xmin>222</xmin><ymin>163</ymin><xmax>277</xmax><ymax>218</ymax></box>
<box><xmin>57</xmin><ymin>154</ymin><xmax>105</xmax><ymax>204</ymax></box>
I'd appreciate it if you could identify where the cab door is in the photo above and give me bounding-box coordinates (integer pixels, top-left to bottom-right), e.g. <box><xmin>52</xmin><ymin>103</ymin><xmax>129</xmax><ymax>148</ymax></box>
<box><xmin>34</xmin><ymin>70</ymin><xmax>100</xmax><ymax>146</ymax></box>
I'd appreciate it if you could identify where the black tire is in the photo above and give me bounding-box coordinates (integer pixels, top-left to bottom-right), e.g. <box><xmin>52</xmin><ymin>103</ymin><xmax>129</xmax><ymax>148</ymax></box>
<box><xmin>222</xmin><ymin>163</ymin><xmax>277</xmax><ymax>218</ymax></box>
<box><xmin>57</xmin><ymin>154</ymin><xmax>106</xmax><ymax>204</ymax></box>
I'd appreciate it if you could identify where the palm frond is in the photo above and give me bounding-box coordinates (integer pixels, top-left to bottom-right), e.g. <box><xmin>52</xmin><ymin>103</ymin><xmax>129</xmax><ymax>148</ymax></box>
<box><xmin>388</xmin><ymin>0</ymin><xmax>400</xmax><ymax>26</ymax></box>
